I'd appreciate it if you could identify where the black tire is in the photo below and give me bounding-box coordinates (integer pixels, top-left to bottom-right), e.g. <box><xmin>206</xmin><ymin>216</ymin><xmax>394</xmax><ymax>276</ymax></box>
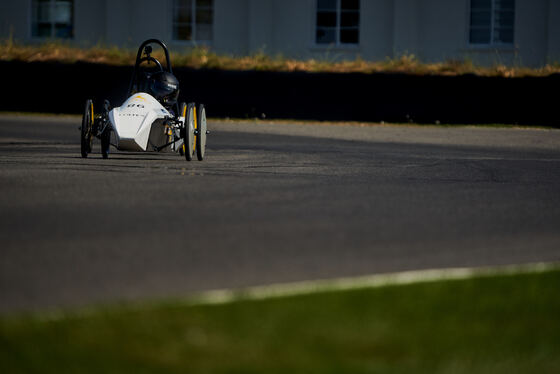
<box><xmin>178</xmin><ymin>102</ymin><xmax>186</xmax><ymax>156</ymax></box>
<box><xmin>101</xmin><ymin>100</ymin><xmax>111</xmax><ymax>159</ymax></box>
<box><xmin>81</xmin><ymin>99</ymin><xmax>94</xmax><ymax>158</ymax></box>
<box><xmin>183</xmin><ymin>102</ymin><xmax>195</xmax><ymax>161</ymax></box>
<box><xmin>196</xmin><ymin>104</ymin><xmax>207</xmax><ymax>161</ymax></box>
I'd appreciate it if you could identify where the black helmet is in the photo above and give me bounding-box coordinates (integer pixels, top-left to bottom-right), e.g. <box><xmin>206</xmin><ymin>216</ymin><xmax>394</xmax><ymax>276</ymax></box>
<box><xmin>149</xmin><ymin>71</ymin><xmax>179</xmax><ymax>107</ymax></box>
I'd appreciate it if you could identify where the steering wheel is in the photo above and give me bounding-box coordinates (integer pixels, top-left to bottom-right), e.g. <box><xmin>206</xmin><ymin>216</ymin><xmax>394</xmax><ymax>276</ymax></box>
<box><xmin>139</xmin><ymin>56</ymin><xmax>164</xmax><ymax>72</ymax></box>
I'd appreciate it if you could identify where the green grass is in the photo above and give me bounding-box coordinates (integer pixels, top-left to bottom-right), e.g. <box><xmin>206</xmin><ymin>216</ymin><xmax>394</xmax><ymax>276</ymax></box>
<box><xmin>1</xmin><ymin>270</ymin><xmax>559</xmax><ymax>374</ymax></box>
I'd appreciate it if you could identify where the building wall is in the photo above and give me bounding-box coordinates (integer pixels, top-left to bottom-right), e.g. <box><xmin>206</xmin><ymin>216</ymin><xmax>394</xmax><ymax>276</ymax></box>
<box><xmin>417</xmin><ymin>0</ymin><xmax>467</xmax><ymax>62</ymax></box>
<box><xmin>407</xmin><ymin>0</ymin><xmax>556</xmax><ymax>67</ymax></box>
<box><xmin>360</xmin><ymin>0</ymin><xmax>394</xmax><ymax>61</ymax></box>
<box><xmin>212</xmin><ymin>0</ymin><xmax>249</xmax><ymax>55</ymax></box>
<box><xmin>247</xmin><ymin>0</ymin><xmax>273</xmax><ymax>54</ymax></box>
<box><xmin>0</xmin><ymin>0</ymin><xmax>558</xmax><ymax>67</ymax></box>
<box><xmin>105</xmin><ymin>0</ymin><xmax>170</xmax><ymax>47</ymax></box>
<box><xmin>253</xmin><ymin>0</ymin><xmax>397</xmax><ymax>62</ymax></box>
<box><xmin>1</xmin><ymin>1</ymin><xmax>30</xmax><ymax>40</ymax></box>
<box><xmin>307</xmin><ymin>0</ymin><xmax>395</xmax><ymax>61</ymax></box>
<box><xmin>269</xmin><ymin>0</ymin><xmax>311</xmax><ymax>57</ymax></box>
<box><xmin>393</xmin><ymin>0</ymin><xmax>419</xmax><ymax>57</ymax></box>
<box><xmin>514</xmin><ymin>0</ymin><xmax>549</xmax><ymax>67</ymax></box>
<box><xmin>128</xmin><ymin>0</ymin><xmax>169</xmax><ymax>47</ymax></box>
<box><xmin>74</xmin><ymin>0</ymin><xmax>105</xmax><ymax>45</ymax></box>
<box><xmin>104</xmin><ymin>0</ymin><xmax>131</xmax><ymax>47</ymax></box>
<box><xmin>548</xmin><ymin>0</ymin><xmax>560</xmax><ymax>63</ymax></box>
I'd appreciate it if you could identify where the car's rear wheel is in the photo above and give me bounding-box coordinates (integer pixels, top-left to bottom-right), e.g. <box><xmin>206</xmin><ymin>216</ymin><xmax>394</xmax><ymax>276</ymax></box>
<box><xmin>182</xmin><ymin>102</ymin><xmax>195</xmax><ymax>161</ymax></box>
<box><xmin>81</xmin><ymin>99</ymin><xmax>94</xmax><ymax>158</ymax></box>
<box><xmin>178</xmin><ymin>102</ymin><xmax>186</xmax><ymax>156</ymax></box>
<box><xmin>196</xmin><ymin>104</ymin><xmax>207</xmax><ymax>161</ymax></box>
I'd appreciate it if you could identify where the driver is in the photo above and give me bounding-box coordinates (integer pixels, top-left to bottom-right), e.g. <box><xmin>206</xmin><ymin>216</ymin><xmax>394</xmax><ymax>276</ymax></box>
<box><xmin>148</xmin><ymin>71</ymin><xmax>180</xmax><ymax>109</ymax></box>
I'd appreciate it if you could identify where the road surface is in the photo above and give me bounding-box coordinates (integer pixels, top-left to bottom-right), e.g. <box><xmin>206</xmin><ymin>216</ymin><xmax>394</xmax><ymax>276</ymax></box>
<box><xmin>1</xmin><ymin>115</ymin><xmax>560</xmax><ymax>312</ymax></box>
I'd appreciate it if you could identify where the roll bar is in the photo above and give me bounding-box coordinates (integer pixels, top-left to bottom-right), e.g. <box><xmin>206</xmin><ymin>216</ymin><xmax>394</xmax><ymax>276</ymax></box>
<box><xmin>127</xmin><ymin>39</ymin><xmax>173</xmax><ymax>97</ymax></box>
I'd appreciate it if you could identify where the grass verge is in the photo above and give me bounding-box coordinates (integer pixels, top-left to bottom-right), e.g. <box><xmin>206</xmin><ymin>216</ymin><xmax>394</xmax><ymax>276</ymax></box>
<box><xmin>1</xmin><ymin>269</ymin><xmax>559</xmax><ymax>373</ymax></box>
<box><xmin>2</xmin><ymin>37</ymin><xmax>560</xmax><ymax>77</ymax></box>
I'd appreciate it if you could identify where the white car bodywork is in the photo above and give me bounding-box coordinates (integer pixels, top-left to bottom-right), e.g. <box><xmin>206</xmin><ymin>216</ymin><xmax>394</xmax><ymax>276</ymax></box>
<box><xmin>108</xmin><ymin>92</ymin><xmax>185</xmax><ymax>152</ymax></box>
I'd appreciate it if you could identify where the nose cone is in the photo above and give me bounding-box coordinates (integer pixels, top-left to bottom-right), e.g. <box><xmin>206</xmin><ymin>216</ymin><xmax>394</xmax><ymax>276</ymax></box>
<box><xmin>109</xmin><ymin>93</ymin><xmax>169</xmax><ymax>151</ymax></box>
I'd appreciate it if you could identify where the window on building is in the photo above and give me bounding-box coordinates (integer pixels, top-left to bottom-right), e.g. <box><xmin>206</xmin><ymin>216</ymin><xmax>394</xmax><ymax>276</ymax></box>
<box><xmin>316</xmin><ymin>0</ymin><xmax>360</xmax><ymax>45</ymax></box>
<box><xmin>31</xmin><ymin>0</ymin><xmax>74</xmax><ymax>38</ymax></box>
<box><xmin>172</xmin><ymin>0</ymin><xmax>214</xmax><ymax>42</ymax></box>
<box><xmin>469</xmin><ymin>0</ymin><xmax>515</xmax><ymax>45</ymax></box>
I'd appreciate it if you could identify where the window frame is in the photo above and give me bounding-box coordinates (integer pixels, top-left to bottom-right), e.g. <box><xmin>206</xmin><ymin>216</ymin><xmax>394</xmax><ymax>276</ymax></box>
<box><xmin>468</xmin><ymin>0</ymin><xmax>515</xmax><ymax>47</ymax></box>
<box><xmin>171</xmin><ymin>0</ymin><xmax>214</xmax><ymax>44</ymax></box>
<box><xmin>30</xmin><ymin>0</ymin><xmax>74</xmax><ymax>40</ymax></box>
<box><xmin>314</xmin><ymin>0</ymin><xmax>361</xmax><ymax>47</ymax></box>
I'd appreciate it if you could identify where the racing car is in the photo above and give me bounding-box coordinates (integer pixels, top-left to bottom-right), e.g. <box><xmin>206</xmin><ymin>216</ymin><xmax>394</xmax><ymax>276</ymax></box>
<box><xmin>80</xmin><ymin>38</ymin><xmax>208</xmax><ymax>161</ymax></box>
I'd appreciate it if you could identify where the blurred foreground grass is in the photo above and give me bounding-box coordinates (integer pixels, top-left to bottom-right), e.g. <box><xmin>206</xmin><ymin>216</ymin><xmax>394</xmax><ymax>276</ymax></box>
<box><xmin>1</xmin><ymin>269</ymin><xmax>559</xmax><ymax>374</ymax></box>
<box><xmin>2</xmin><ymin>37</ymin><xmax>560</xmax><ymax>77</ymax></box>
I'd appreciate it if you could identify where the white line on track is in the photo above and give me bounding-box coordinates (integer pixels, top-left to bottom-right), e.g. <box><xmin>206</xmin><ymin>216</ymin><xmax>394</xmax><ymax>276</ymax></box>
<box><xmin>189</xmin><ymin>262</ymin><xmax>559</xmax><ymax>306</ymax></box>
<box><xmin>32</xmin><ymin>262</ymin><xmax>558</xmax><ymax>321</ymax></box>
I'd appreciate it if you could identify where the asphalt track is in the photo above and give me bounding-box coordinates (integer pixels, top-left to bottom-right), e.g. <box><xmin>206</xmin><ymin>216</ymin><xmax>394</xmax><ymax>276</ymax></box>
<box><xmin>1</xmin><ymin>115</ymin><xmax>560</xmax><ymax>312</ymax></box>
